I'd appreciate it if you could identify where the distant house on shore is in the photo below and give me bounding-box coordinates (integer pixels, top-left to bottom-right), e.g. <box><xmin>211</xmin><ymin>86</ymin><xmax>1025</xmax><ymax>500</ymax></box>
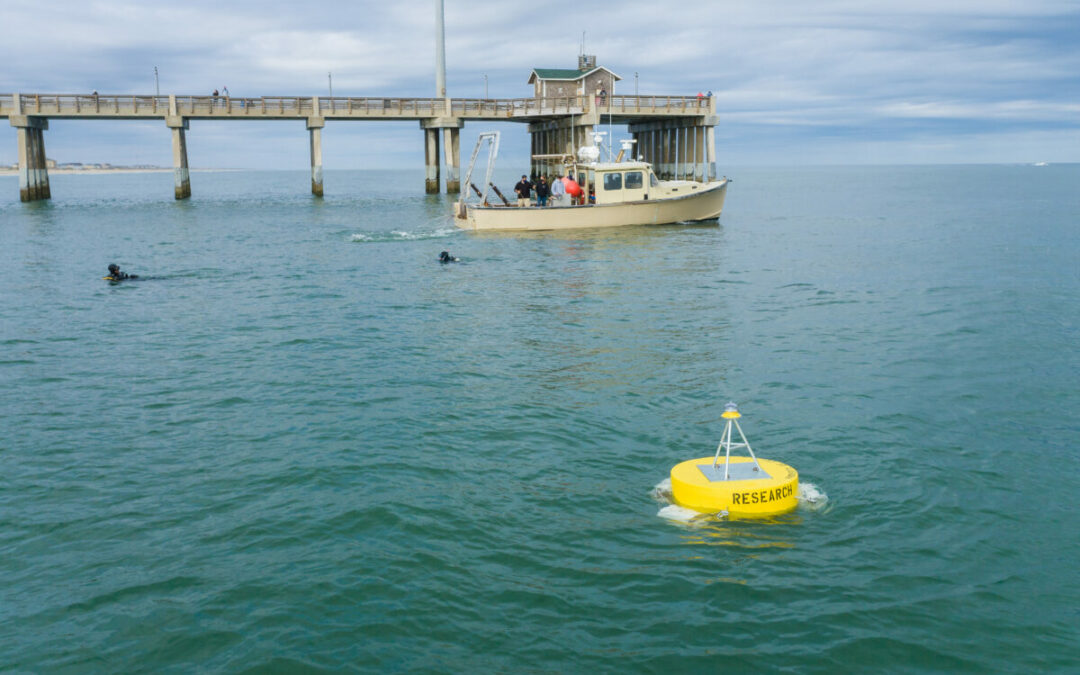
<box><xmin>528</xmin><ymin>54</ymin><xmax>621</xmax><ymax>100</ymax></box>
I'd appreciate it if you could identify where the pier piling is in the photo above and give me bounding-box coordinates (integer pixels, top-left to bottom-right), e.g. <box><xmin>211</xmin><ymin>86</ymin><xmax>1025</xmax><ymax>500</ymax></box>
<box><xmin>424</xmin><ymin>127</ymin><xmax>440</xmax><ymax>194</ymax></box>
<box><xmin>167</xmin><ymin>96</ymin><xmax>190</xmax><ymax>200</ymax></box>
<box><xmin>168</xmin><ymin>122</ymin><xmax>191</xmax><ymax>200</ymax></box>
<box><xmin>706</xmin><ymin>126</ymin><xmax>717</xmax><ymax>181</ymax></box>
<box><xmin>443</xmin><ymin>126</ymin><xmax>460</xmax><ymax>194</ymax></box>
<box><xmin>308</xmin><ymin>98</ymin><xmax>325</xmax><ymax>197</ymax></box>
<box><xmin>307</xmin><ymin>113</ymin><xmax>325</xmax><ymax>197</ymax></box>
<box><xmin>10</xmin><ymin>94</ymin><xmax>51</xmax><ymax>202</ymax></box>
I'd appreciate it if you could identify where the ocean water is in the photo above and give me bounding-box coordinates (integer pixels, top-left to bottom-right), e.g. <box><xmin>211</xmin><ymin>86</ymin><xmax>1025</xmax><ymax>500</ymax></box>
<box><xmin>1</xmin><ymin>165</ymin><xmax>1077</xmax><ymax>672</ymax></box>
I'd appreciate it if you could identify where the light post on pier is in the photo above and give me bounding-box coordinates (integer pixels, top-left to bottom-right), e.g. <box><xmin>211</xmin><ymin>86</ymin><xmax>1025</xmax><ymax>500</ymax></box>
<box><xmin>154</xmin><ymin>66</ymin><xmax>159</xmax><ymax>96</ymax></box>
<box><xmin>328</xmin><ymin>72</ymin><xmax>333</xmax><ymax>98</ymax></box>
<box><xmin>635</xmin><ymin>71</ymin><xmax>638</xmax><ymax>97</ymax></box>
<box><xmin>483</xmin><ymin>74</ymin><xmax>488</xmax><ymax>99</ymax></box>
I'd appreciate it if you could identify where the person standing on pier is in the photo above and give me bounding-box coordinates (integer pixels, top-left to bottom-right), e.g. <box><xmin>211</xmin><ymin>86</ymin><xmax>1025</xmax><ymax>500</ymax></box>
<box><xmin>514</xmin><ymin>175</ymin><xmax>533</xmax><ymax>207</ymax></box>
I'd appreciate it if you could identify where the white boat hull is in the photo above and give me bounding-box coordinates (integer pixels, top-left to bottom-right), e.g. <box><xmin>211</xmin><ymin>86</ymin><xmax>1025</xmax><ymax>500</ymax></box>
<box><xmin>455</xmin><ymin>179</ymin><xmax>728</xmax><ymax>232</ymax></box>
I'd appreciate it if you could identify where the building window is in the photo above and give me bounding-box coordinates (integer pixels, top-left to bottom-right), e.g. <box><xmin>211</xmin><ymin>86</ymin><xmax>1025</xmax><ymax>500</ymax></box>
<box><xmin>625</xmin><ymin>171</ymin><xmax>643</xmax><ymax>189</ymax></box>
<box><xmin>603</xmin><ymin>173</ymin><xmax>622</xmax><ymax>190</ymax></box>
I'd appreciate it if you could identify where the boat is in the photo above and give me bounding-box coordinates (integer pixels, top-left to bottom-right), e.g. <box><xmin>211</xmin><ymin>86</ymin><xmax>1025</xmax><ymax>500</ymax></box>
<box><xmin>453</xmin><ymin>131</ymin><xmax>728</xmax><ymax>232</ymax></box>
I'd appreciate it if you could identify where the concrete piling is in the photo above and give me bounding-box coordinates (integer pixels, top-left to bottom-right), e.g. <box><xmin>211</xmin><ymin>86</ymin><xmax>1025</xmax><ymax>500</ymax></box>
<box><xmin>308</xmin><ymin>98</ymin><xmax>325</xmax><ymax>197</ymax></box>
<box><xmin>443</xmin><ymin>125</ymin><xmax>460</xmax><ymax>194</ymax></box>
<box><xmin>662</xmin><ymin>128</ymin><xmax>674</xmax><ymax>179</ymax></box>
<box><xmin>11</xmin><ymin>94</ymin><xmax>51</xmax><ymax>202</ymax></box>
<box><xmin>681</xmin><ymin>126</ymin><xmax>693</xmax><ymax>179</ymax></box>
<box><xmin>309</xmin><ymin>125</ymin><xmax>324</xmax><ymax>197</ymax></box>
<box><xmin>167</xmin><ymin>96</ymin><xmax>190</xmax><ymax>200</ymax></box>
<box><xmin>308</xmin><ymin>118</ymin><xmax>325</xmax><ymax>197</ymax></box>
<box><xmin>15</xmin><ymin>123</ymin><xmax>51</xmax><ymax>202</ymax></box>
<box><xmin>168</xmin><ymin>122</ymin><xmax>191</xmax><ymax>200</ymax></box>
<box><xmin>424</xmin><ymin>127</ymin><xmax>440</xmax><ymax>194</ymax></box>
<box><xmin>706</xmin><ymin>126</ymin><xmax>717</xmax><ymax>181</ymax></box>
<box><xmin>694</xmin><ymin>126</ymin><xmax>706</xmax><ymax>182</ymax></box>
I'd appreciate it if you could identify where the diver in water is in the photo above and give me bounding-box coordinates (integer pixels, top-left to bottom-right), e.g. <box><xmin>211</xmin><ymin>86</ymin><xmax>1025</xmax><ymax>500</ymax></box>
<box><xmin>439</xmin><ymin>251</ymin><xmax>459</xmax><ymax>263</ymax></box>
<box><xmin>105</xmin><ymin>263</ymin><xmax>138</xmax><ymax>281</ymax></box>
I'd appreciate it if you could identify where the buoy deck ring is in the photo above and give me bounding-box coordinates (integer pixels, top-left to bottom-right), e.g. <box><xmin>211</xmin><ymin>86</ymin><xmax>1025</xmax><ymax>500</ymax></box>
<box><xmin>670</xmin><ymin>456</ymin><xmax>798</xmax><ymax>516</ymax></box>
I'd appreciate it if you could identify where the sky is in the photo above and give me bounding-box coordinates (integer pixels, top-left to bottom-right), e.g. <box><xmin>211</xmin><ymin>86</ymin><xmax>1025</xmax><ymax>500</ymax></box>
<box><xmin>2</xmin><ymin>0</ymin><xmax>1079</xmax><ymax>169</ymax></box>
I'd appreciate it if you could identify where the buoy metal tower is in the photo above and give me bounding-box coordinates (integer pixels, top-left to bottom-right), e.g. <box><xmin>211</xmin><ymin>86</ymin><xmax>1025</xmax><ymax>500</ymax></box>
<box><xmin>712</xmin><ymin>401</ymin><xmax>765</xmax><ymax>479</ymax></box>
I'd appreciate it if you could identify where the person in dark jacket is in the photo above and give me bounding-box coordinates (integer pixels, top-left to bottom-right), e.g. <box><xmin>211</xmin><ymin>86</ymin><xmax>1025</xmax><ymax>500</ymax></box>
<box><xmin>535</xmin><ymin>176</ymin><xmax>550</xmax><ymax>207</ymax></box>
<box><xmin>513</xmin><ymin>175</ymin><xmax>533</xmax><ymax>207</ymax></box>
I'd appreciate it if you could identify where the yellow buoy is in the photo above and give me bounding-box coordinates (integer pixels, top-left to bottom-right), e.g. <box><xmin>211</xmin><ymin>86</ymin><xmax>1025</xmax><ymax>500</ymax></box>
<box><xmin>670</xmin><ymin>402</ymin><xmax>799</xmax><ymax>517</ymax></box>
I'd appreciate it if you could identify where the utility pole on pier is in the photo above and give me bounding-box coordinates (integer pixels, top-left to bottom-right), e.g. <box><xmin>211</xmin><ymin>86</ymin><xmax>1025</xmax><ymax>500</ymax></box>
<box><xmin>435</xmin><ymin>0</ymin><xmax>447</xmax><ymax>99</ymax></box>
<box><xmin>425</xmin><ymin>0</ymin><xmax>461</xmax><ymax>194</ymax></box>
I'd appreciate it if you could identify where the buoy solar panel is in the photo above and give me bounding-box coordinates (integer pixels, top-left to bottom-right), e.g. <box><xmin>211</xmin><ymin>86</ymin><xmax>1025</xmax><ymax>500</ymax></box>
<box><xmin>669</xmin><ymin>402</ymin><xmax>799</xmax><ymax>517</ymax></box>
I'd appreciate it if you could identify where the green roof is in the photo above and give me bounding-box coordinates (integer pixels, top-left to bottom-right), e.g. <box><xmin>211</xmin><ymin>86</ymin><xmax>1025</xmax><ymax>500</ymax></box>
<box><xmin>532</xmin><ymin>68</ymin><xmax>589</xmax><ymax>80</ymax></box>
<box><xmin>528</xmin><ymin>66</ymin><xmax>620</xmax><ymax>85</ymax></box>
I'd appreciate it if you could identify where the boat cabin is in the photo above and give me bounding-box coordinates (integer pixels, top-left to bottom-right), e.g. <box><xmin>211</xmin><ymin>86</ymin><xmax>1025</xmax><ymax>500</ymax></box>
<box><xmin>587</xmin><ymin>162</ymin><xmax>658</xmax><ymax>204</ymax></box>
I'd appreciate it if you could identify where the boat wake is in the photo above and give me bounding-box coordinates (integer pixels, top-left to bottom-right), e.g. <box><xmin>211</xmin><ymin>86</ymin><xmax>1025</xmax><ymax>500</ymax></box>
<box><xmin>350</xmin><ymin>226</ymin><xmax>458</xmax><ymax>243</ymax></box>
<box><xmin>651</xmin><ymin>476</ymin><xmax>829</xmax><ymax>523</ymax></box>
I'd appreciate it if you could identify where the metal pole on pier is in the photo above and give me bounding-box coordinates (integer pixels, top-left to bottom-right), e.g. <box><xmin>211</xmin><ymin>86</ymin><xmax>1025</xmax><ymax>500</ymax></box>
<box><xmin>435</xmin><ymin>0</ymin><xmax>447</xmax><ymax>99</ymax></box>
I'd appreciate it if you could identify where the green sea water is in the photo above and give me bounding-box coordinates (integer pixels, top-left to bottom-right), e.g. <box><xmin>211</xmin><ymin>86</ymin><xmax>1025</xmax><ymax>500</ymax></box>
<box><xmin>1</xmin><ymin>165</ymin><xmax>1077</xmax><ymax>672</ymax></box>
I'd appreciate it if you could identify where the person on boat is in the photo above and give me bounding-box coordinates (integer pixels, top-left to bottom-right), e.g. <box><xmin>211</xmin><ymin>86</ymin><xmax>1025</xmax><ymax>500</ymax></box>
<box><xmin>550</xmin><ymin>173</ymin><xmax>567</xmax><ymax>206</ymax></box>
<box><xmin>535</xmin><ymin>176</ymin><xmax>550</xmax><ymax>207</ymax></box>
<box><xmin>513</xmin><ymin>175</ymin><xmax>533</xmax><ymax>207</ymax></box>
<box><xmin>439</xmin><ymin>251</ymin><xmax>459</xmax><ymax>263</ymax></box>
<box><xmin>105</xmin><ymin>263</ymin><xmax>137</xmax><ymax>281</ymax></box>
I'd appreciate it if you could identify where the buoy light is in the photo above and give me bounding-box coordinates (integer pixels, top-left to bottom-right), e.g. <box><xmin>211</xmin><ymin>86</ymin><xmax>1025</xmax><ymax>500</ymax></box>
<box><xmin>669</xmin><ymin>403</ymin><xmax>799</xmax><ymax>517</ymax></box>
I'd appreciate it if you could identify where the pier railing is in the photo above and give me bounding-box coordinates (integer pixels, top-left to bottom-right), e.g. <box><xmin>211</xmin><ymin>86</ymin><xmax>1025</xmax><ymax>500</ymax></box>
<box><xmin>1</xmin><ymin>93</ymin><xmax>713</xmax><ymax>120</ymax></box>
<box><xmin>596</xmin><ymin>94</ymin><xmax>712</xmax><ymax>113</ymax></box>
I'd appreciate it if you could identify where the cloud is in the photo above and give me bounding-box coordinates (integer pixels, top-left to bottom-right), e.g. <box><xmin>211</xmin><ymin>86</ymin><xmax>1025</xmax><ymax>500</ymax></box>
<box><xmin>1</xmin><ymin>0</ymin><xmax>1078</xmax><ymax>166</ymax></box>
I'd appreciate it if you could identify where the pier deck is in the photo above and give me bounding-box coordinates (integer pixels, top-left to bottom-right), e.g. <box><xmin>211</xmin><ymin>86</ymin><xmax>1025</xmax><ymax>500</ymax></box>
<box><xmin>0</xmin><ymin>93</ymin><xmax>711</xmax><ymax>123</ymax></box>
<box><xmin>3</xmin><ymin>93</ymin><xmax>718</xmax><ymax>201</ymax></box>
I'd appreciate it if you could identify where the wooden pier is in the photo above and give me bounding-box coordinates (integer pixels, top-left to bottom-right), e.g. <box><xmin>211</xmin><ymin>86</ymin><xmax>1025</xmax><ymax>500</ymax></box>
<box><xmin>1</xmin><ymin>92</ymin><xmax>718</xmax><ymax>202</ymax></box>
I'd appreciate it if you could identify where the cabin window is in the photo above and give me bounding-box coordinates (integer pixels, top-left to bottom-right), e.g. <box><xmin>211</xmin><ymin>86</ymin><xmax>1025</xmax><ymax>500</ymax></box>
<box><xmin>625</xmin><ymin>171</ymin><xmax>643</xmax><ymax>189</ymax></box>
<box><xmin>603</xmin><ymin>173</ymin><xmax>622</xmax><ymax>190</ymax></box>
<box><xmin>650</xmin><ymin>172</ymin><xmax>659</xmax><ymax>187</ymax></box>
